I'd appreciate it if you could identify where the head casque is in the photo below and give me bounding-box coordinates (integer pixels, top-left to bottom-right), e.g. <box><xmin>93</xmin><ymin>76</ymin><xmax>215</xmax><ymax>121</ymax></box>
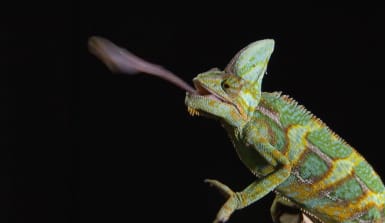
<box><xmin>185</xmin><ymin>39</ymin><xmax>275</xmax><ymax>128</ymax></box>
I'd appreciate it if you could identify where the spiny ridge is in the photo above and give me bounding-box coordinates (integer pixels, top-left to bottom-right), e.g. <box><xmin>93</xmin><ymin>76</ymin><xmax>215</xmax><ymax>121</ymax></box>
<box><xmin>272</xmin><ymin>92</ymin><xmax>351</xmax><ymax>147</ymax></box>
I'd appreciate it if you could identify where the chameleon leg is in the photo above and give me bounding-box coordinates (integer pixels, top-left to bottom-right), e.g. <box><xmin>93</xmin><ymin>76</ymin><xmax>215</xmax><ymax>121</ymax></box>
<box><xmin>207</xmin><ymin>165</ymin><xmax>291</xmax><ymax>222</ymax></box>
<box><xmin>205</xmin><ymin>123</ymin><xmax>292</xmax><ymax>223</ymax></box>
<box><xmin>208</xmin><ymin>134</ymin><xmax>291</xmax><ymax>223</ymax></box>
<box><xmin>271</xmin><ymin>195</ymin><xmax>302</xmax><ymax>223</ymax></box>
<box><xmin>250</xmin><ymin>138</ymin><xmax>290</xmax><ymax>167</ymax></box>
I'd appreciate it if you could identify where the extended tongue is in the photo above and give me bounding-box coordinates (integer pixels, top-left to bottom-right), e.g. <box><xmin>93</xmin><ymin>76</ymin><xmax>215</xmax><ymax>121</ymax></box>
<box><xmin>88</xmin><ymin>36</ymin><xmax>196</xmax><ymax>93</ymax></box>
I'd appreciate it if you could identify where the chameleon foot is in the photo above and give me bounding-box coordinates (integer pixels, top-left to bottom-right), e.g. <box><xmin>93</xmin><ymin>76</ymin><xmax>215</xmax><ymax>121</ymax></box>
<box><xmin>204</xmin><ymin>179</ymin><xmax>235</xmax><ymax>198</ymax></box>
<box><xmin>205</xmin><ymin>179</ymin><xmax>239</xmax><ymax>222</ymax></box>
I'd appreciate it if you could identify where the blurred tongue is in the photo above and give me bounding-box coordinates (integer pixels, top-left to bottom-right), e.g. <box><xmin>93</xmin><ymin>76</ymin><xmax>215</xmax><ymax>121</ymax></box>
<box><xmin>88</xmin><ymin>36</ymin><xmax>196</xmax><ymax>93</ymax></box>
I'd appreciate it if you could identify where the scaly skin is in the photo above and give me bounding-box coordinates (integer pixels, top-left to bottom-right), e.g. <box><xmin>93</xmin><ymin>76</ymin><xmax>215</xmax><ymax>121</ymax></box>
<box><xmin>88</xmin><ymin>36</ymin><xmax>385</xmax><ymax>223</ymax></box>
<box><xmin>185</xmin><ymin>40</ymin><xmax>385</xmax><ymax>222</ymax></box>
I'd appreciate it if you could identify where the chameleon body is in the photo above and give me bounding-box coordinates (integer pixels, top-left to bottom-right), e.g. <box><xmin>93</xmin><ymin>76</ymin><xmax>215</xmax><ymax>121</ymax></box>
<box><xmin>88</xmin><ymin>37</ymin><xmax>385</xmax><ymax>222</ymax></box>
<box><xmin>185</xmin><ymin>40</ymin><xmax>385</xmax><ymax>223</ymax></box>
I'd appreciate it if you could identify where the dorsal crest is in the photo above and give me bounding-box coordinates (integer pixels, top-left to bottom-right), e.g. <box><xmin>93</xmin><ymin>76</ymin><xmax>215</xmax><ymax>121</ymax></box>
<box><xmin>267</xmin><ymin>92</ymin><xmax>351</xmax><ymax>147</ymax></box>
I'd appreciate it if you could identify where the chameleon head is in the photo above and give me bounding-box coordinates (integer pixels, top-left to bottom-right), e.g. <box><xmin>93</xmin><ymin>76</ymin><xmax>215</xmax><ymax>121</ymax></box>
<box><xmin>185</xmin><ymin>39</ymin><xmax>275</xmax><ymax>127</ymax></box>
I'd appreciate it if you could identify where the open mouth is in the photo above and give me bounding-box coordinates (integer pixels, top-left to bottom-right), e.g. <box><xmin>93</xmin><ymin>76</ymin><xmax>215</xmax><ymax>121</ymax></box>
<box><xmin>186</xmin><ymin>80</ymin><xmax>228</xmax><ymax>117</ymax></box>
<box><xmin>192</xmin><ymin>80</ymin><xmax>226</xmax><ymax>103</ymax></box>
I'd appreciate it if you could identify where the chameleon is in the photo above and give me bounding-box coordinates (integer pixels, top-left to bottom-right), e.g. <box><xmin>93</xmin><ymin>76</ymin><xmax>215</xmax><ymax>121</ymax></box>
<box><xmin>88</xmin><ymin>36</ymin><xmax>385</xmax><ymax>223</ymax></box>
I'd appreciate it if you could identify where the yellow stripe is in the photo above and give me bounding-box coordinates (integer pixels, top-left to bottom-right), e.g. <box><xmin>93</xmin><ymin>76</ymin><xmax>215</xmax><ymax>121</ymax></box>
<box><xmin>285</xmin><ymin>124</ymin><xmax>309</xmax><ymax>165</ymax></box>
<box><xmin>315</xmin><ymin>190</ymin><xmax>385</xmax><ymax>221</ymax></box>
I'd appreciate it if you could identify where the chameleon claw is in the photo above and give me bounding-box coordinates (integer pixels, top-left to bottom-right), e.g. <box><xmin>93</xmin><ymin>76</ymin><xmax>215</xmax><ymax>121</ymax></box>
<box><xmin>204</xmin><ymin>179</ymin><xmax>234</xmax><ymax>198</ymax></box>
<box><xmin>205</xmin><ymin>179</ymin><xmax>237</xmax><ymax>222</ymax></box>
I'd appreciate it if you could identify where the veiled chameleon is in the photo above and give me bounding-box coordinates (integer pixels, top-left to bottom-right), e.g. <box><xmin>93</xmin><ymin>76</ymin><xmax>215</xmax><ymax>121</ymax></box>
<box><xmin>88</xmin><ymin>37</ymin><xmax>385</xmax><ymax>223</ymax></box>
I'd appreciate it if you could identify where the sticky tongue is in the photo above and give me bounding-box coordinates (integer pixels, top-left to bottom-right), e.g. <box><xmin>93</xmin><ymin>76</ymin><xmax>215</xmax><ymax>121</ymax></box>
<box><xmin>88</xmin><ymin>36</ymin><xmax>196</xmax><ymax>93</ymax></box>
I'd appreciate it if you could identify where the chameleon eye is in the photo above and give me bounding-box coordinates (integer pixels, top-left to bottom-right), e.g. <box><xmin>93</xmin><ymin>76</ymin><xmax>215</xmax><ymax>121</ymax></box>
<box><xmin>221</xmin><ymin>75</ymin><xmax>243</xmax><ymax>97</ymax></box>
<box><xmin>221</xmin><ymin>80</ymin><xmax>231</xmax><ymax>90</ymax></box>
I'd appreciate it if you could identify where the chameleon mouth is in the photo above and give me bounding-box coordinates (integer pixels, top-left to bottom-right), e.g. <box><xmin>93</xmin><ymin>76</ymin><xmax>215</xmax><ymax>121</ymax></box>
<box><xmin>193</xmin><ymin>80</ymin><xmax>227</xmax><ymax>103</ymax></box>
<box><xmin>186</xmin><ymin>80</ymin><xmax>229</xmax><ymax>117</ymax></box>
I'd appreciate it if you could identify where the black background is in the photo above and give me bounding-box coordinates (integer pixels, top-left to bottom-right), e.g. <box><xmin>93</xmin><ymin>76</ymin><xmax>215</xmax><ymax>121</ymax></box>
<box><xmin>5</xmin><ymin>5</ymin><xmax>385</xmax><ymax>223</ymax></box>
